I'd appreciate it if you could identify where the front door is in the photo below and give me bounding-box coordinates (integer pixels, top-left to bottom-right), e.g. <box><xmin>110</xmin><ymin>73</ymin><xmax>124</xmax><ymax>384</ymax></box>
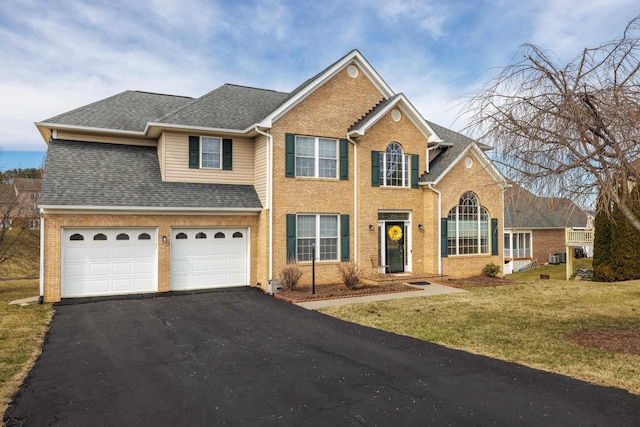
<box><xmin>385</xmin><ymin>222</ymin><xmax>405</xmax><ymax>273</ymax></box>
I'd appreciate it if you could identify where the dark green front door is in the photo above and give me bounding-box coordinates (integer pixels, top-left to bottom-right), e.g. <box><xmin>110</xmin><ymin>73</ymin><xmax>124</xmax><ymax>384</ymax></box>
<box><xmin>385</xmin><ymin>222</ymin><xmax>405</xmax><ymax>273</ymax></box>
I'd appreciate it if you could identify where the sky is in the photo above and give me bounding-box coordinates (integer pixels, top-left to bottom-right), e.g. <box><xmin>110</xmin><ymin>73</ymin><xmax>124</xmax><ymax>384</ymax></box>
<box><xmin>0</xmin><ymin>0</ymin><xmax>638</xmax><ymax>170</ymax></box>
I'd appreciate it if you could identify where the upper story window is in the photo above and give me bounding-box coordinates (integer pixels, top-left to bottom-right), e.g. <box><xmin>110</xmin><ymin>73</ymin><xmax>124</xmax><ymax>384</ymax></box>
<box><xmin>295</xmin><ymin>136</ymin><xmax>337</xmax><ymax>178</ymax></box>
<box><xmin>379</xmin><ymin>142</ymin><xmax>409</xmax><ymax>187</ymax></box>
<box><xmin>201</xmin><ymin>137</ymin><xmax>221</xmax><ymax>169</ymax></box>
<box><xmin>188</xmin><ymin>136</ymin><xmax>232</xmax><ymax>171</ymax></box>
<box><xmin>447</xmin><ymin>192</ymin><xmax>489</xmax><ymax>255</ymax></box>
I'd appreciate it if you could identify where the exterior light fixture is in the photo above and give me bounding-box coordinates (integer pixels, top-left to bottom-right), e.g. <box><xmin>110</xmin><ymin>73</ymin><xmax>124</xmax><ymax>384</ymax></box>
<box><xmin>369</xmin><ymin>224</ymin><xmax>375</xmax><ymax>231</ymax></box>
<box><xmin>162</xmin><ymin>236</ymin><xmax>167</xmax><ymax>243</ymax></box>
<box><xmin>418</xmin><ymin>224</ymin><xmax>423</xmax><ymax>230</ymax></box>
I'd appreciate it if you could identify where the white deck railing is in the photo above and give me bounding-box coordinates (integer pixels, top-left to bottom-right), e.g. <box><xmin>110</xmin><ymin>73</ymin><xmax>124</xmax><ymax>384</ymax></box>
<box><xmin>565</xmin><ymin>228</ymin><xmax>594</xmax><ymax>245</ymax></box>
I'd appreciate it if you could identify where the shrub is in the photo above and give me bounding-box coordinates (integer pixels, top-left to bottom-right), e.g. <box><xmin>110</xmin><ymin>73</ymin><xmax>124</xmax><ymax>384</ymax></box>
<box><xmin>482</xmin><ymin>263</ymin><xmax>501</xmax><ymax>278</ymax></box>
<box><xmin>280</xmin><ymin>264</ymin><xmax>303</xmax><ymax>290</ymax></box>
<box><xmin>594</xmin><ymin>265</ymin><xmax>616</xmax><ymax>282</ymax></box>
<box><xmin>337</xmin><ymin>260</ymin><xmax>361</xmax><ymax>290</ymax></box>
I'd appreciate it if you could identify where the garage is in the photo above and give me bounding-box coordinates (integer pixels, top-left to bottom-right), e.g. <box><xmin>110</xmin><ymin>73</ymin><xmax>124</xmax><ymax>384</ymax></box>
<box><xmin>61</xmin><ymin>228</ymin><xmax>158</xmax><ymax>298</ymax></box>
<box><xmin>171</xmin><ymin>228</ymin><xmax>248</xmax><ymax>290</ymax></box>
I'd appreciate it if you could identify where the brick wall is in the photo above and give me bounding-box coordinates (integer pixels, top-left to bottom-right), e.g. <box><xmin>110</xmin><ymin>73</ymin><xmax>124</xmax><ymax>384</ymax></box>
<box><xmin>532</xmin><ymin>229</ymin><xmax>566</xmax><ymax>264</ymax></box>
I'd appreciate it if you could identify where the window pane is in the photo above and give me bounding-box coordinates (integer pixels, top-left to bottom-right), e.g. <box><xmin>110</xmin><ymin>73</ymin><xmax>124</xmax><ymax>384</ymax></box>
<box><xmin>297</xmin><ymin>215</ymin><xmax>316</xmax><ymax>238</ymax></box>
<box><xmin>296</xmin><ymin>137</ymin><xmax>315</xmax><ymax>156</ymax></box>
<box><xmin>319</xmin><ymin>215</ymin><xmax>337</xmax><ymax>237</ymax></box>
<box><xmin>202</xmin><ymin>137</ymin><xmax>220</xmax><ymax>168</ymax></box>
<box><xmin>296</xmin><ymin>157</ymin><xmax>314</xmax><ymax>177</ymax></box>
<box><xmin>318</xmin><ymin>139</ymin><xmax>336</xmax><ymax>158</ymax></box>
<box><xmin>320</xmin><ymin>237</ymin><xmax>337</xmax><ymax>260</ymax></box>
<box><xmin>318</xmin><ymin>158</ymin><xmax>336</xmax><ymax>178</ymax></box>
<box><xmin>297</xmin><ymin>238</ymin><xmax>314</xmax><ymax>261</ymax></box>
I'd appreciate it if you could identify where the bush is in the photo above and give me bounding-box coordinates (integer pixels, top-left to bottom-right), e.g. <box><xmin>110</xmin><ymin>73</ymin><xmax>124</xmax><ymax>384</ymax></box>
<box><xmin>594</xmin><ymin>265</ymin><xmax>616</xmax><ymax>282</ymax></box>
<box><xmin>337</xmin><ymin>260</ymin><xmax>361</xmax><ymax>290</ymax></box>
<box><xmin>482</xmin><ymin>263</ymin><xmax>501</xmax><ymax>278</ymax></box>
<box><xmin>280</xmin><ymin>264</ymin><xmax>303</xmax><ymax>290</ymax></box>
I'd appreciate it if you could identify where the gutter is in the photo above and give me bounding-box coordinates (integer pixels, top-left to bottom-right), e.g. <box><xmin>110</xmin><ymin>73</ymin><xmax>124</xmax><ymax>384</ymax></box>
<box><xmin>427</xmin><ymin>184</ymin><xmax>442</xmax><ymax>274</ymax></box>
<box><xmin>39</xmin><ymin>212</ymin><xmax>44</xmax><ymax>304</ymax></box>
<box><xmin>426</xmin><ymin>143</ymin><xmax>440</xmax><ymax>174</ymax></box>
<box><xmin>254</xmin><ymin>125</ymin><xmax>274</xmax><ymax>280</ymax></box>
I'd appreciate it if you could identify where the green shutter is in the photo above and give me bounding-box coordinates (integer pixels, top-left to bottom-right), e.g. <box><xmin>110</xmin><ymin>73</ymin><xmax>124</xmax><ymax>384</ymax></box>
<box><xmin>285</xmin><ymin>133</ymin><xmax>295</xmax><ymax>177</ymax></box>
<box><xmin>440</xmin><ymin>218</ymin><xmax>448</xmax><ymax>258</ymax></box>
<box><xmin>371</xmin><ymin>150</ymin><xmax>380</xmax><ymax>187</ymax></box>
<box><xmin>340</xmin><ymin>214</ymin><xmax>350</xmax><ymax>261</ymax></box>
<box><xmin>286</xmin><ymin>214</ymin><xmax>296</xmax><ymax>262</ymax></box>
<box><xmin>339</xmin><ymin>138</ymin><xmax>348</xmax><ymax>181</ymax></box>
<box><xmin>491</xmin><ymin>218</ymin><xmax>499</xmax><ymax>256</ymax></box>
<box><xmin>188</xmin><ymin>136</ymin><xmax>199</xmax><ymax>169</ymax></box>
<box><xmin>222</xmin><ymin>138</ymin><xmax>232</xmax><ymax>170</ymax></box>
<box><xmin>411</xmin><ymin>154</ymin><xmax>419</xmax><ymax>188</ymax></box>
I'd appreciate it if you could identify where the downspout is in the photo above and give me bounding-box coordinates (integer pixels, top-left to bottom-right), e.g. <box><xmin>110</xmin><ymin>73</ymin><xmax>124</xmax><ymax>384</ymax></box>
<box><xmin>347</xmin><ymin>134</ymin><xmax>358</xmax><ymax>264</ymax></box>
<box><xmin>38</xmin><ymin>211</ymin><xmax>44</xmax><ymax>304</ymax></box>
<box><xmin>254</xmin><ymin>126</ymin><xmax>273</xmax><ymax>281</ymax></box>
<box><xmin>427</xmin><ymin>184</ymin><xmax>442</xmax><ymax>275</ymax></box>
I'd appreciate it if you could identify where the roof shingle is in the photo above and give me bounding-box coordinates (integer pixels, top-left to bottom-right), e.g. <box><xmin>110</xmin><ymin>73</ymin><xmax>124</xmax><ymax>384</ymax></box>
<box><xmin>40</xmin><ymin>140</ymin><xmax>262</xmax><ymax>210</ymax></box>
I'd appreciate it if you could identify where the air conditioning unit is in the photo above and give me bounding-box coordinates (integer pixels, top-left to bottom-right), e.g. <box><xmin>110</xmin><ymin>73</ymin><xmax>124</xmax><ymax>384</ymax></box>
<box><xmin>548</xmin><ymin>255</ymin><xmax>560</xmax><ymax>265</ymax></box>
<box><xmin>266</xmin><ymin>279</ymin><xmax>283</xmax><ymax>295</ymax></box>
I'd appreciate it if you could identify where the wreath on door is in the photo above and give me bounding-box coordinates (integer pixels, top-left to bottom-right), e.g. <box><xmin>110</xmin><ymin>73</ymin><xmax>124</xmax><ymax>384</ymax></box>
<box><xmin>388</xmin><ymin>225</ymin><xmax>403</xmax><ymax>241</ymax></box>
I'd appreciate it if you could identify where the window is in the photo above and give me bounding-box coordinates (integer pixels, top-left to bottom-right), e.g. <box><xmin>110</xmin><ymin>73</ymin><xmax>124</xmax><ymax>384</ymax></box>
<box><xmin>93</xmin><ymin>233</ymin><xmax>107</xmax><ymax>241</ymax></box>
<box><xmin>29</xmin><ymin>220</ymin><xmax>40</xmax><ymax>230</ymax></box>
<box><xmin>379</xmin><ymin>142</ymin><xmax>409</xmax><ymax>187</ymax></box>
<box><xmin>296</xmin><ymin>215</ymin><xmax>338</xmax><ymax>261</ymax></box>
<box><xmin>175</xmin><ymin>232</ymin><xmax>188</xmax><ymax>239</ymax></box>
<box><xmin>29</xmin><ymin>203</ymin><xmax>38</xmax><ymax>211</ymax></box>
<box><xmin>201</xmin><ymin>137</ymin><xmax>221</xmax><ymax>169</ymax></box>
<box><xmin>69</xmin><ymin>233</ymin><xmax>84</xmax><ymax>241</ymax></box>
<box><xmin>233</xmin><ymin>232</ymin><xmax>243</xmax><ymax>238</ymax></box>
<box><xmin>116</xmin><ymin>233</ymin><xmax>129</xmax><ymax>240</ymax></box>
<box><xmin>196</xmin><ymin>232</ymin><xmax>207</xmax><ymax>239</ymax></box>
<box><xmin>2</xmin><ymin>219</ymin><xmax>12</xmax><ymax>230</ymax></box>
<box><xmin>138</xmin><ymin>233</ymin><xmax>151</xmax><ymax>240</ymax></box>
<box><xmin>505</xmin><ymin>232</ymin><xmax>532</xmax><ymax>259</ymax></box>
<box><xmin>447</xmin><ymin>192</ymin><xmax>489</xmax><ymax>255</ymax></box>
<box><xmin>295</xmin><ymin>136</ymin><xmax>337</xmax><ymax>178</ymax></box>
<box><xmin>214</xmin><ymin>232</ymin><xmax>225</xmax><ymax>239</ymax></box>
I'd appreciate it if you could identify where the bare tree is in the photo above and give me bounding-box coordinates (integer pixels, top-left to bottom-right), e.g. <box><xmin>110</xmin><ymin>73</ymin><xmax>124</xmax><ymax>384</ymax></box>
<box><xmin>465</xmin><ymin>16</ymin><xmax>640</xmax><ymax>232</ymax></box>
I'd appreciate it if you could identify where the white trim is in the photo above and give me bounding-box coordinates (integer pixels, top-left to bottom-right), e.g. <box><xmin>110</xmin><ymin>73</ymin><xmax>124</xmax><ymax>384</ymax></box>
<box><xmin>260</xmin><ymin>50</ymin><xmax>395</xmax><ymax>128</ymax></box>
<box><xmin>36</xmin><ymin>122</ymin><xmax>146</xmax><ymax>143</ymax></box>
<box><xmin>254</xmin><ymin>125</ymin><xmax>274</xmax><ymax>280</ymax></box>
<box><xmin>145</xmin><ymin>122</ymin><xmax>256</xmax><ymax>138</ymax></box>
<box><xmin>348</xmin><ymin>94</ymin><xmax>443</xmax><ymax>144</ymax></box>
<box><xmin>39</xmin><ymin>215</ymin><xmax>44</xmax><ymax>299</ymax></box>
<box><xmin>40</xmin><ymin>206</ymin><xmax>261</xmax><ymax>215</ymax></box>
<box><xmin>419</xmin><ymin>143</ymin><xmax>506</xmax><ymax>186</ymax></box>
<box><xmin>427</xmin><ymin>184</ymin><xmax>442</xmax><ymax>274</ymax></box>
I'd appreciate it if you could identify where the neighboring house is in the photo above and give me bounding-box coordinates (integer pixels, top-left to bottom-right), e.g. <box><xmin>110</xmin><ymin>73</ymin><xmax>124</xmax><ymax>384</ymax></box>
<box><xmin>0</xmin><ymin>178</ymin><xmax>41</xmax><ymax>230</ymax></box>
<box><xmin>36</xmin><ymin>50</ymin><xmax>506</xmax><ymax>302</ymax></box>
<box><xmin>504</xmin><ymin>185</ymin><xmax>589</xmax><ymax>274</ymax></box>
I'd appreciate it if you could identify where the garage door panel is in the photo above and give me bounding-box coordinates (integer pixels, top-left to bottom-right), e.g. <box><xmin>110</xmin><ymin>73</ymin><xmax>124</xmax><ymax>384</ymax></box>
<box><xmin>171</xmin><ymin>228</ymin><xmax>248</xmax><ymax>291</ymax></box>
<box><xmin>62</xmin><ymin>228</ymin><xmax>158</xmax><ymax>298</ymax></box>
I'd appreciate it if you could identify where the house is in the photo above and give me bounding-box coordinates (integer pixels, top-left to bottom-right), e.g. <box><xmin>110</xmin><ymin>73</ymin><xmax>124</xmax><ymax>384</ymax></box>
<box><xmin>503</xmin><ymin>185</ymin><xmax>589</xmax><ymax>274</ymax></box>
<box><xmin>36</xmin><ymin>50</ymin><xmax>507</xmax><ymax>302</ymax></box>
<box><xmin>0</xmin><ymin>178</ymin><xmax>41</xmax><ymax>230</ymax></box>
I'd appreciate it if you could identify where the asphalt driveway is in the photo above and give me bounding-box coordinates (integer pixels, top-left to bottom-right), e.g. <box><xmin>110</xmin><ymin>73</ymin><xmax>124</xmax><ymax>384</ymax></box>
<box><xmin>5</xmin><ymin>288</ymin><xmax>640</xmax><ymax>426</ymax></box>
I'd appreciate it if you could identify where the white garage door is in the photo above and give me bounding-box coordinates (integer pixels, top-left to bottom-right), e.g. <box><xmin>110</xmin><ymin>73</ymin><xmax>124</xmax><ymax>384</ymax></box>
<box><xmin>62</xmin><ymin>228</ymin><xmax>158</xmax><ymax>298</ymax></box>
<box><xmin>171</xmin><ymin>228</ymin><xmax>248</xmax><ymax>290</ymax></box>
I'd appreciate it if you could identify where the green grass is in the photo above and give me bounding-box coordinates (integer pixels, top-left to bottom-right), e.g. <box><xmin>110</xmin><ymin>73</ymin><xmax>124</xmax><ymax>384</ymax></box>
<box><xmin>506</xmin><ymin>258</ymin><xmax>592</xmax><ymax>281</ymax></box>
<box><xmin>0</xmin><ymin>279</ymin><xmax>52</xmax><ymax>422</ymax></box>
<box><xmin>320</xmin><ymin>278</ymin><xmax>640</xmax><ymax>395</ymax></box>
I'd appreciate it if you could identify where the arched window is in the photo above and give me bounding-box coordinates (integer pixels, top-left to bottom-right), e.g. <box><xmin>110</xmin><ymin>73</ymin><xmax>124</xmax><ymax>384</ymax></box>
<box><xmin>69</xmin><ymin>233</ymin><xmax>84</xmax><ymax>241</ymax></box>
<box><xmin>196</xmin><ymin>232</ymin><xmax>207</xmax><ymax>239</ymax></box>
<box><xmin>214</xmin><ymin>232</ymin><xmax>225</xmax><ymax>239</ymax></box>
<box><xmin>138</xmin><ymin>233</ymin><xmax>151</xmax><ymax>240</ymax></box>
<box><xmin>447</xmin><ymin>192</ymin><xmax>489</xmax><ymax>255</ymax></box>
<box><xmin>175</xmin><ymin>232</ymin><xmax>188</xmax><ymax>240</ymax></box>
<box><xmin>93</xmin><ymin>233</ymin><xmax>107</xmax><ymax>241</ymax></box>
<box><xmin>116</xmin><ymin>233</ymin><xmax>130</xmax><ymax>240</ymax></box>
<box><xmin>379</xmin><ymin>142</ymin><xmax>408</xmax><ymax>187</ymax></box>
<box><xmin>232</xmin><ymin>231</ymin><xmax>243</xmax><ymax>238</ymax></box>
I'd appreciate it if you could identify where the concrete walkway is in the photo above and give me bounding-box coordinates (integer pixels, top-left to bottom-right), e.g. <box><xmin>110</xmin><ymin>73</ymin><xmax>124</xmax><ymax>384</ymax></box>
<box><xmin>295</xmin><ymin>282</ymin><xmax>465</xmax><ymax>309</ymax></box>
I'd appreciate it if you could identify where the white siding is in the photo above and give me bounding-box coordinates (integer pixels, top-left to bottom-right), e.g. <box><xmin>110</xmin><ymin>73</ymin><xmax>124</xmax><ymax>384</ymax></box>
<box><xmin>254</xmin><ymin>135</ymin><xmax>267</xmax><ymax>206</ymax></box>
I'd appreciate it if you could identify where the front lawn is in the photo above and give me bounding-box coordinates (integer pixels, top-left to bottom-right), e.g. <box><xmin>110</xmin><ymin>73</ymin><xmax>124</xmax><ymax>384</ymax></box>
<box><xmin>320</xmin><ymin>279</ymin><xmax>640</xmax><ymax>394</ymax></box>
<box><xmin>0</xmin><ymin>279</ymin><xmax>52</xmax><ymax>421</ymax></box>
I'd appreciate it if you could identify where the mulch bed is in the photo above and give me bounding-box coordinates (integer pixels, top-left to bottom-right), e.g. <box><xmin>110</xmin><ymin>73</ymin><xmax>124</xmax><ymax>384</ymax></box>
<box><xmin>565</xmin><ymin>329</ymin><xmax>640</xmax><ymax>356</ymax></box>
<box><xmin>275</xmin><ymin>282</ymin><xmax>418</xmax><ymax>303</ymax></box>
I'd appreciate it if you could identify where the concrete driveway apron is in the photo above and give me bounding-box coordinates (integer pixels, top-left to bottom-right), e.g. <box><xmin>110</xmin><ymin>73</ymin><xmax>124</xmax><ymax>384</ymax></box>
<box><xmin>5</xmin><ymin>288</ymin><xmax>640</xmax><ymax>426</ymax></box>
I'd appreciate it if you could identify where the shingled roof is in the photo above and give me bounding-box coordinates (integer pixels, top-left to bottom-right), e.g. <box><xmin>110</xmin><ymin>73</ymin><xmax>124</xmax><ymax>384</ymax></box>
<box><xmin>505</xmin><ymin>185</ymin><xmax>587</xmax><ymax>229</ymax></box>
<box><xmin>155</xmin><ymin>84</ymin><xmax>289</xmax><ymax>130</ymax></box>
<box><xmin>40</xmin><ymin>140</ymin><xmax>262</xmax><ymax>210</ymax></box>
<box><xmin>43</xmin><ymin>91</ymin><xmax>194</xmax><ymax>132</ymax></box>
